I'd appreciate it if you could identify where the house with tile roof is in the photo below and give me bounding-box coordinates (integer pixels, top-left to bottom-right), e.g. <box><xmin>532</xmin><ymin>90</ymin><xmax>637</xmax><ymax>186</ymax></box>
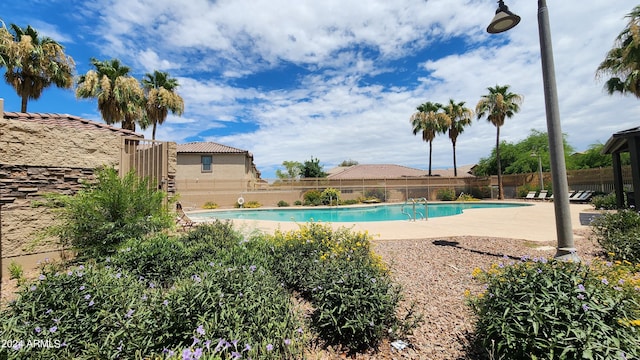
<box><xmin>175</xmin><ymin>142</ymin><xmax>262</xmax><ymax>205</ymax></box>
<box><xmin>327</xmin><ymin>164</ymin><xmax>475</xmax><ymax>179</ymax></box>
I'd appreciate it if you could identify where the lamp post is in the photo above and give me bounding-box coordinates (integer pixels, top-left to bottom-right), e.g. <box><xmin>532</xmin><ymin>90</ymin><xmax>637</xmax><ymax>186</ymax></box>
<box><xmin>531</xmin><ymin>152</ymin><xmax>544</xmax><ymax>190</ymax></box>
<box><xmin>488</xmin><ymin>0</ymin><xmax>578</xmax><ymax>260</ymax></box>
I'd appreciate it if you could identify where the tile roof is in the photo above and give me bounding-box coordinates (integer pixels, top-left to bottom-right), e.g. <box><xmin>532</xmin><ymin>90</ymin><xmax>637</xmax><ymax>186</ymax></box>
<box><xmin>3</xmin><ymin>112</ymin><xmax>143</xmax><ymax>137</ymax></box>
<box><xmin>327</xmin><ymin>164</ymin><xmax>428</xmax><ymax>179</ymax></box>
<box><xmin>327</xmin><ymin>164</ymin><xmax>476</xmax><ymax>179</ymax></box>
<box><xmin>177</xmin><ymin>142</ymin><xmax>249</xmax><ymax>154</ymax></box>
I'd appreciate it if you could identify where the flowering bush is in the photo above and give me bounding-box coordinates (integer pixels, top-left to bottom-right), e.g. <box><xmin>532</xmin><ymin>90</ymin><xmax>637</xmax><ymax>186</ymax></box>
<box><xmin>268</xmin><ymin>223</ymin><xmax>418</xmax><ymax>352</ymax></box>
<box><xmin>591</xmin><ymin>209</ymin><xmax>640</xmax><ymax>263</ymax></box>
<box><xmin>468</xmin><ymin>257</ymin><xmax>640</xmax><ymax>359</ymax></box>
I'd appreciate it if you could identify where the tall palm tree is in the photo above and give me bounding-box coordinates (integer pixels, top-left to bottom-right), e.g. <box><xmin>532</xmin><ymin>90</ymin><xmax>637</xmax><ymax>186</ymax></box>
<box><xmin>476</xmin><ymin>85</ymin><xmax>523</xmax><ymax>199</ymax></box>
<box><xmin>76</xmin><ymin>58</ymin><xmax>144</xmax><ymax>131</ymax></box>
<box><xmin>0</xmin><ymin>24</ymin><xmax>74</xmax><ymax>112</ymax></box>
<box><xmin>142</xmin><ymin>70</ymin><xmax>184</xmax><ymax>140</ymax></box>
<box><xmin>410</xmin><ymin>101</ymin><xmax>451</xmax><ymax>176</ymax></box>
<box><xmin>596</xmin><ymin>5</ymin><xmax>640</xmax><ymax>97</ymax></box>
<box><xmin>443</xmin><ymin>99</ymin><xmax>473</xmax><ymax>177</ymax></box>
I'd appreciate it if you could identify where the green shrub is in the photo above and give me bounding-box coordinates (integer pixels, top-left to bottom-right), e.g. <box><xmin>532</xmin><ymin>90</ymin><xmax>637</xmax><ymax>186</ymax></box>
<box><xmin>342</xmin><ymin>199</ymin><xmax>359</xmax><ymax>205</ymax></box>
<box><xmin>469</xmin><ymin>258</ymin><xmax>640</xmax><ymax>360</ymax></box>
<box><xmin>236</xmin><ymin>200</ymin><xmax>262</xmax><ymax>208</ymax></box>
<box><xmin>109</xmin><ymin>234</ymin><xmax>187</xmax><ymax>288</ymax></box>
<box><xmin>303</xmin><ymin>190</ymin><xmax>322</xmax><ymax>206</ymax></box>
<box><xmin>48</xmin><ymin>167</ymin><xmax>173</xmax><ymax>257</ymax></box>
<box><xmin>267</xmin><ymin>223</ymin><xmax>420</xmax><ymax>352</ymax></box>
<box><xmin>8</xmin><ymin>261</ymin><xmax>24</xmax><ymax>284</ymax></box>
<box><xmin>591</xmin><ymin>193</ymin><xmax>618</xmax><ymax>210</ymax></box>
<box><xmin>591</xmin><ymin>209</ymin><xmax>640</xmax><ymax>263</ymax></box>
<box><xmin>294</xmin><ymin>200</ymin><xmax>302</xmax><ymax>206</ymax></box>
<box><xmin>277</xmin><ymin>200</ymin><xmax>289</xmax><ymax>207</ymax></box>
<box><xmin>321</xmin><ymin>188</ymin><xmax>341</xmax><ymax>205</ymax></box>
<box><xmin>436</xmin><ymin>188</ymin><xmax>456</xmax><ymax>201</ymax></box>
<box><xmin>203</xmin><ymin>201</ymin><xmax>218</xmax><ymax>209</ymax></box>
<box><xmin>364</xmin><ymin>188</ymin><xmax>386</xmax><ymax>202</ymax></box>
<box><xmin>310</xmin><ymin>259</ymin><xmax>403</xmax><ymax>351</ymax></box>
<box><xmin>456</xmin><ymin>193</ymin><xmax>479</xmax><ymax>202</ymax></box>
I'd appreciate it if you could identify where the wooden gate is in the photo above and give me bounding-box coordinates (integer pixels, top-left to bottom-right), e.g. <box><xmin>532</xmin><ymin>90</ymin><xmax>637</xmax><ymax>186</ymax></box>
<box><xmin>120</xmin><ymin>137</ymin><xmax>169</xmax><ymax>191</ymax></box>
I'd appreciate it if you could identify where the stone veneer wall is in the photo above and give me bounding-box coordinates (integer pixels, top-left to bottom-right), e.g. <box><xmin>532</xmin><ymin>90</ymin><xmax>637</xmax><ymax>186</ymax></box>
<box><xmin>0</xmin><ymin>165</ymin><xmax>96</xmax><ymax>257</ymax></box>
<box><xmin>1</xmin><ymin>115</ymin><xmax>176</xmax><ymax>259</ymax></box>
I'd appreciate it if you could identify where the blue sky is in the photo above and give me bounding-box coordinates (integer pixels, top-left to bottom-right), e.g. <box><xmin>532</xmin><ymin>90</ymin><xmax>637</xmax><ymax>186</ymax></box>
<box><xmin>1</xmin><ymin>0</ymin><xmax>638</xmax><ymax>178</ymax></box>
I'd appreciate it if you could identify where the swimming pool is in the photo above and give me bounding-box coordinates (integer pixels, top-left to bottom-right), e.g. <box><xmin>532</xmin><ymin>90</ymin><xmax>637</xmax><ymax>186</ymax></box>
<box><xmin>188</xmin><ymin>202</ymin><xmax>530</xmax><ymax>223</ymax></box>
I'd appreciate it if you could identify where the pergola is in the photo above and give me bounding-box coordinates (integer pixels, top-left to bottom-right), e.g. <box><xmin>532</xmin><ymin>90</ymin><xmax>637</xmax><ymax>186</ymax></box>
<box><xmin>602</xmin><ymin>126</ymin><xmax>640</xmax><ymax>208</ymax></box>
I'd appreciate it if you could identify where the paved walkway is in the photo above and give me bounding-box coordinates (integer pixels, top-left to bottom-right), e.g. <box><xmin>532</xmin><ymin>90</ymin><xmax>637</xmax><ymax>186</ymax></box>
<box><xmin>223</xmin><ymin>201</ymin><xmax>594</xmax><ymax>243</ymax></box>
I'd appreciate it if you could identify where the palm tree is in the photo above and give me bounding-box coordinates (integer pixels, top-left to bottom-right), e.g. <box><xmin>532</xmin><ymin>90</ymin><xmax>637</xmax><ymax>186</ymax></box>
<box><xmin>443</xmin><ymin>99</ymin><xmax>473</xmax><ymax>177</ymax></box>
<box><xmin>596</xmin><ymin>5</ymin><xmax>640</xmax><ymax>97</ymax></box>
<box><xmin>410</xmin><ymin>102</ymin><xmax>451</xmax><ymax>176</ymax></box>
<box><xmin>476</xmin><ymin>85</ymin><xmax>523</xmax><ymax>199</ymax></box>
<box><xmin>76</xmin><ymin>58</ymin><xmax>144</xmax><ymax>131</ymax></box>
<box><xmin>141</xmin><ymin>70</ymin><xmax>184</xmax><ymax>140</ymax></box>
<box><xmin>0</xmin><ymin>24</ymin><xmax>74</xmax><ymax>112</ymax></box>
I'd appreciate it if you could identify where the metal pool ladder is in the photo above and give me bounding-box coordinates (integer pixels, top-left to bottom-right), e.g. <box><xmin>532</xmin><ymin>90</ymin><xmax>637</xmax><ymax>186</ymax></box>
<box><xmin>401</xmin><ymin>197</ymin><xmax>428</xmax><ymax>221</ymax></box>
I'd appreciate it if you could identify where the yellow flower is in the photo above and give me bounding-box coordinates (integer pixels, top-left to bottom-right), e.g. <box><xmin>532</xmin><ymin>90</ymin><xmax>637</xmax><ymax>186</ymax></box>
<box><xmin>471</xmin><ymin>267</ymin><xmax>483</xmax><ymax>278</ymax></box>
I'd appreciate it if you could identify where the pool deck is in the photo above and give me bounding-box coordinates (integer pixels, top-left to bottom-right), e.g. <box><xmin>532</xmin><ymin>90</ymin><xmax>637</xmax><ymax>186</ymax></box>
<box><xmin>201</xmin><ymin>201</ymin><xmax>594</xmax><ymax>243</ymax></box>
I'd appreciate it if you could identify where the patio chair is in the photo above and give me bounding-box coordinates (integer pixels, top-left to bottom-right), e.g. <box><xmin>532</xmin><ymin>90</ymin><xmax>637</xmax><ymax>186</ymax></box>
<box><xmin>176</xmin><ymin>203</ymin><xmax>197</xmax><ymax>231</ymax></box>
<box><xmin>524</xmin><ymin>191</ymin><xmax>537</xmax><ymax>200</ymax></box>
<box><xmin>534</xmin><ymin>190</ymin><xmax>548</xmax><ymax>201</ymax></box>
<box><xmin>570</xmin><ymin>190</ymin><xmax>594</xmax><ymax>203</ymax></box>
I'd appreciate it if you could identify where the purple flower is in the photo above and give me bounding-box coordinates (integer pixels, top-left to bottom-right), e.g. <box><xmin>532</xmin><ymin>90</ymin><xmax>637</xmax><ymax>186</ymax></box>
<box><xmin>371</xmin><ymin>278</ymin><xmax>377</xmax><ymax>283</ymax></box>
<box><xmin>12</xmin><ymin>342</ymin><xmax>22</xmax><ymax>351</ymax></box>
<box><xmin>35</xmin><ymin>326</ymin><xmax>42</xmax><ymax>333</ymax></box>
<box><xmin>149</xmin><ymin>282</ymin><xmax>156</xmax><ymax>289</ymax></box>
<box><xmin>582</xmin><ymin>304</ymin><xmax>589</xmax><ymax>312</ymax></box>
<box><xmin>125</xmin><ymin>309</ymin><xmax>134</xmax><ymax>318</ymax></box>
<box><xmin>191</xmin><ymin>275</ymin><xmax>202</xmax><ymax>283</ymax></box>
<box><xmin>163</xmin><ymin>300</ymin><xmax>169</xmax><ymax>306</ymax></box>
<box><xmin>249</xmin><ymin>265</ymin><xmax>257</xmax><ymax>272</ymax></box>
<box><xmin>244</xmin><ymin>343</ymin><xmax>251</xmax><ymax>351</ymax></box>
<box><xmin>196</xmin><ymin>325</ymin><xmax>205</xmax><ymax>336</ymax></box>
<box><xmin>49</xmin><ymin>326</ymin><xmax>57</xmax><ymax>333</ymax></box>
<box><xmin>297</xmin><ymin>327</ymin><xmax>303</xmax><ymax>334</ymax></box>
<box><xmin>266</xmin><ymin>344</ymin><xmax>273</xmax><ymax>351</ymax></box>
<box><xmin>193</xmin><ymin>347</ymin><xmax>203</xmax><ymax>359</ymax></box>
<box><xmin>577</xmin><ymin>294</ymin><xmax>585</xmax><ymax>300</ymax></box>
<box><xmin>232</xmin><ymin>339</ymin><xmax>239</xmax><ymax>347</ymax></box>
<box><xmin>284</xmin><ymin>339</ymin><xmax>291</xmax><ymax>346</ymax></box>
<box><xmin>602</xmin><ymin>278</ymin><xmax>609</xmax><ymax>285</ymax></box>
<box><xmin>141</xmin><ymin>294</ymin><xmax>148</xmax><ymax>300</ymax></box>
<box><xmin>577</xmin><ymin>284</ymin><xmax>586</xmax><ymax>292</ymax></box>
<box><xmin>115</xmin><ymin>272</ymin><xmax>122</xmax><ymax>279</ymax></box>
<box><xmin>46</xmin><ymin>309</ymin><xmax>53</xmax><ymax>315</ymax></box>
<box><xmin>78</xmin><ymin>265</ymin><xmax>85</xmax><ymax>270</ymax></box>
<box><xmin>182</xmin><ymin>348</ymin><xmax>192</xmax><ymax>360</ymax></box>
<box><xmin>84</xmin><ymin>294</ymin><xmax>91</xmax><ymax>300</ymax></box>
<box><xmin>39</xmin><ymin>274</ymin><xmax>46</xmax><ymax>281</ymax></box>
<box><xmin>53</xmin><ymin>318</ymin><xmax>60</xmax><ymax>324</ymax></box>
<box><xmin>231</xmin><ymin>351</ymin><xmax>241</xmax><ymax>359</ymax></box>
<box><xmin>79</xmin><ymin>285</ymin><xmax>85</xmax><ymax>291</ymax></box>
<box><xmin>30</xmin><ymin>285</ymin><xmax>37</xmax><ymax>291</ymax></box>
<box><xmin>88</xmin><ymin>300</ymin><xmax>94</xmax><ymax>306</ymax></box>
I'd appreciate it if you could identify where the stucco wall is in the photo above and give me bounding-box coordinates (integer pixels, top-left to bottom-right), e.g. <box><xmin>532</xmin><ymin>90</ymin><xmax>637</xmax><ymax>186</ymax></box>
<box><xmin>176</xmin><ymin>153</ymin><xmax>247</xmax><ymax>180</ymax></box>
<box><xmin>0</xmin><ymin>118</ymin><xmax>121</xmax><ymax>169</ymax></box>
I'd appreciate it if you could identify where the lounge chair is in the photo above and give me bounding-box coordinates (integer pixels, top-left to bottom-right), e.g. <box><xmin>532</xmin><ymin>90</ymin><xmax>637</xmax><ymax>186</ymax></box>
<box><xmin>570</xmin><ymin>190</ymin><xmax>594</xmax><ymax>203</ymax></box>
<box><xmin>534</xmin><ymin>190</ymin><xmax>548</xmax><ymax>200</ymax></box>
<box><xmin>524</xmin><ymin>191</ymin><xmax>537</xmax><ymax>200</ymax></box>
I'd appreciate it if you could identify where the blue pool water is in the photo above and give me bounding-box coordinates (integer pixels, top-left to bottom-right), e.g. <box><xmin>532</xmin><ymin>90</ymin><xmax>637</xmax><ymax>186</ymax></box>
<box><xmin>188</xmin><ymin>202</ymin><xmax>530</xmax><ymax>223</ymax></box>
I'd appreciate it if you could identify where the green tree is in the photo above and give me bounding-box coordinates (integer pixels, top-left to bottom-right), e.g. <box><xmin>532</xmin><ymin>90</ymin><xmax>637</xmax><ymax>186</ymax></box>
<box><xmin>301</xmin><ymin>157</ymin><xmax>326</xmax><ymax>178</ymax></box>
<box><xmin>76</xmin><ymin>58</ymin><xmax>144</xmax><ymax>131</ymax></box>
<box><xmin>596</xmin><ymin>5</ymin><xmax>640</xmax><ymax>97</ymax></box>
<box><xmin>142</xmin><ymin>70</ymin><xmax>184</xmax><ymax>140</ymax></box>
<box><xmin>573</xmin><ymin>143</ymin><xmax>631</xmax><ymax>169</ymax></box>
<box><xmin>339</xmin><ymin>159</ymin><xmax>359</xmax><ymax>166</ymax></box>
<box><xmin>0</xmin><ymin>24</ymin><xmax>74</xmax><ymax>112</ymax></box>
<box><xmin>275</xmin><ymin>160</ymin><xmax>303</xmax><ymax>179</ymax></box>
<box><xmin>410</xmin><ymin>101</ymin><xmax>451</xmax><ymax>176</ymax></box>
<box><xmin>476</xmin><ymin>85</ymin><xmax>523</xmax><ymax>199</ymax></box>
<box><xmin>473</xmin><ymin>130</ymin><xmax>576</xmax><ymax>177</ymax></box>
<box><xmin>443</xmin><ymin>99</ymin><xmax>473</xmax><ymax>177</ymax></box>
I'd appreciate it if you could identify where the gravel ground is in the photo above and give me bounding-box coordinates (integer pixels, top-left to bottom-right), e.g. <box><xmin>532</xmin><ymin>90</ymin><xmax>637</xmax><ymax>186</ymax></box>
<box><xmin>313</xmin><ymin>228</ymin><xmax>602</xmax><ymax>360</ymax></box>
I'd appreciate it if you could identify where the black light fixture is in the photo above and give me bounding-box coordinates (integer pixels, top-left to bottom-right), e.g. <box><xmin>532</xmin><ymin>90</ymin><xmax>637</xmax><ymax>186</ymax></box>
<box><xmin>487</xmin><ymin>0</ymin><xmax>521</xmax><ymax>34</ymax></box>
